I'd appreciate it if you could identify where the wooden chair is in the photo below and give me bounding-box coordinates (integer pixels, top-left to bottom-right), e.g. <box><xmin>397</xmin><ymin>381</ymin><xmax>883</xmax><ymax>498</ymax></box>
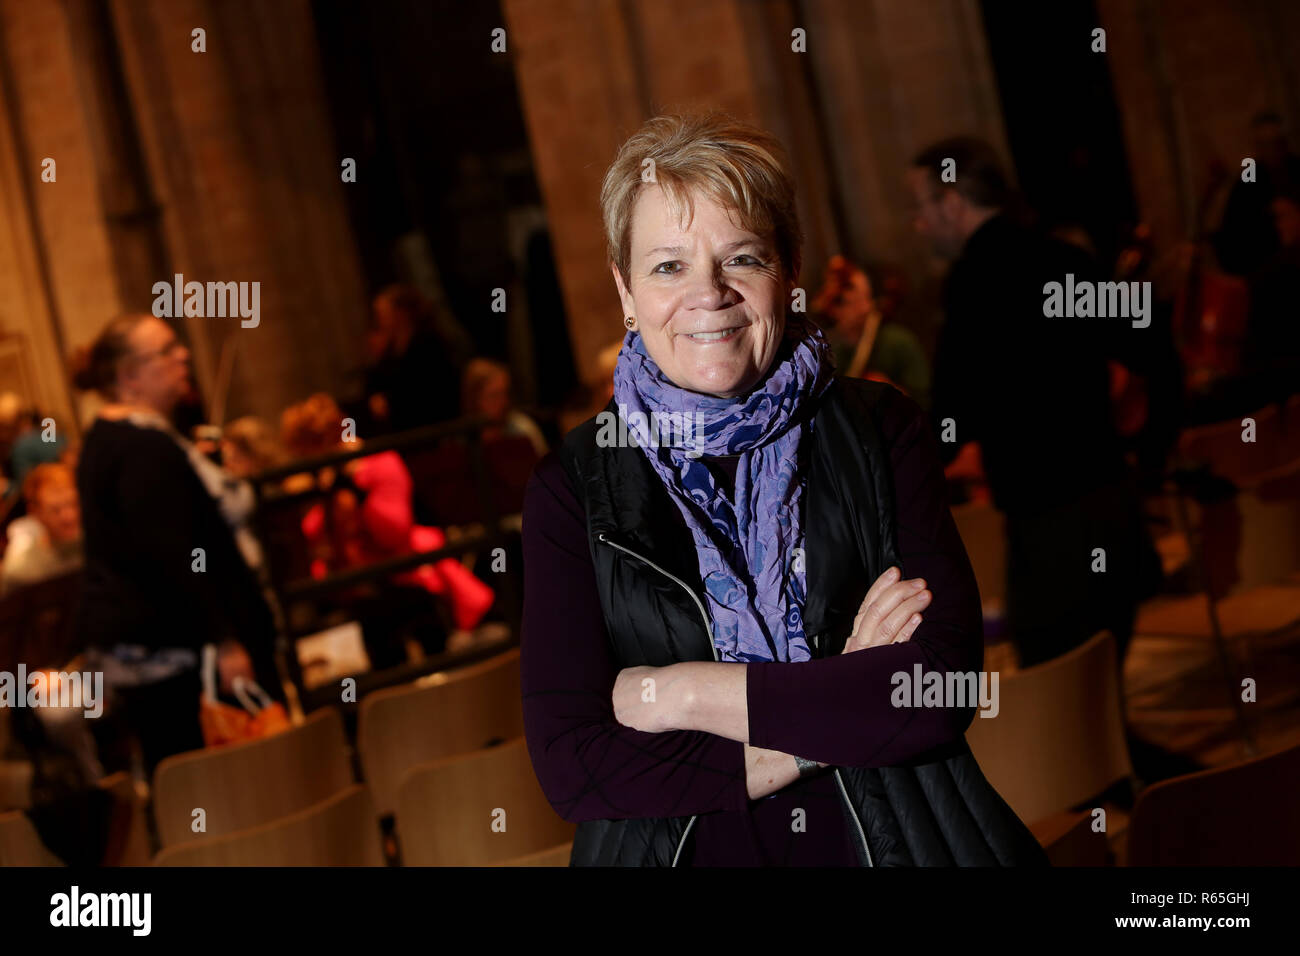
<box><xmin>0</xmin><ymin>770</ymin><xmax>152</xmax><ymax>866</ymax></box>
<box><xmin>96</xmin><ymin>772</ymin><xmax>152</xmax><ymax>866</ymax></box>
<box><xmin>950</xmin><ymin>501</ymin><xmax>1006</xmax><ymax>613</ymax></box>
<box><xmin>152</xmin><ymin>706</ymin><xmax>353</xmax><ymax>848</ymax></box>
<box><xmin>0</xmin><ymin>809</ymin><xmax>63</xmax><ymax>865</ymax></box>
<box><xmin>395</xmin><ymin>737</ymin><xmax>573</xmax><ymax>866</ymax></box>
<box><xmin>358</xmin><ymin>648</ymin><xmax>522</xmax><ymax>818</ymax></box>
<box><xmin>966</xmin><ymin>630</ymin><xmax>1134</xmax><ymax>826</ymax></box>
<box><xmin>492</xmin><ymin>841</ymin><xmax>573</xmax><ymax>867</ymax></box>
<box><xmin>1027</xmin><ymin>810</ymin><xmax>1110</xmax><ymax>866</ymax></box>
<box><xmin>153</xmin><ymin>784</ymin><xmax>384</xmax><ymax>866</ymax></box>
<box><xmin>1127</xmin><ymin>740</ymin><xmax>1300</xmax><ymax>865</ymax></box>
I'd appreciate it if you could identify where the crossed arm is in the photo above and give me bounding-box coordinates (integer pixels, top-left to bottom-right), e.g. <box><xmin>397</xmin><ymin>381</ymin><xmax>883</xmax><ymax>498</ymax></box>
<box><xmin>613</xmin><ymin>561</ymin><xmax>930</xmax><ymax>801</ymax></box>
<box><xmin>520</xmin><ymin>396</ymin><xmax>983</xmax><ymax>823</ymax></box>
<box><xmin>614</xmin><ymin>661</ymin><xmax>803</xmax><ymax>800</ymax></box>
<box><xmin>609</xmin><ymin>562</ymin><xmax>934</xmax><ymax>799</ymax></box>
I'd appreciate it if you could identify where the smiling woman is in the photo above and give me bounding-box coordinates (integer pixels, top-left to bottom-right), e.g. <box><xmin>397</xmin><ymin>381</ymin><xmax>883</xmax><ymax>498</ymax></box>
<box><xmin>521</xmin><ymin>113</ymin><xmax>1047</xmax><ymax>867</ymax></box>
<box><xmin>602</xmin><ymin>115</ymin><xmax>799</xmax><ymax>399</ymax></box>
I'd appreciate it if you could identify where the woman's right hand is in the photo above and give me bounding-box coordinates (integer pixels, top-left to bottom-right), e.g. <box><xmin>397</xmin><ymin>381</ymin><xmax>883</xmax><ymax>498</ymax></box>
<box><xmin>842</xmin><ymin>566</ymin><xmax>930</xmax><ymax>653</ymax></box>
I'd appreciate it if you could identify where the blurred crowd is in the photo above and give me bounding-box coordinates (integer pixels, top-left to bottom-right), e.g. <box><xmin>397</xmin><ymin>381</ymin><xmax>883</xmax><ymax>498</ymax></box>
<box><xmin>0</xmin><ymin>283</ymin><xmax>548</xmax><ymax>862</ymax></box>
<box><xmin>2</xmin><ymin>108</ymin><xmax>1298</xmax><ymax>863</ymax></box>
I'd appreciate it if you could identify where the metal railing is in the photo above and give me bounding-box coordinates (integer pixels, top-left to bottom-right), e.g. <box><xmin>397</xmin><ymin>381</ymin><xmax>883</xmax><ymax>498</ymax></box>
<box><xmin>247</xmin><ymin>412</ymin><xmax>534</xmax><ymax>712</ymax></box>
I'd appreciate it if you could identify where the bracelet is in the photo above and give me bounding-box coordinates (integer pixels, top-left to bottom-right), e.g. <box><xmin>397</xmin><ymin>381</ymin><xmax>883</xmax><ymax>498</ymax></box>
<box><xmin>793</xmin><ymin>755</ymin><xmax>820</xmax><ymax>777</ymax></box>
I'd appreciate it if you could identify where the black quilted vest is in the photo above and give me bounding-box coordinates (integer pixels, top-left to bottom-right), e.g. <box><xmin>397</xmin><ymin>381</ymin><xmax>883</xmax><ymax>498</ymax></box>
<box><xmin>557</xmin><ymin>378</ymin><xmax>1048</xmax><ymax>867</ymax></box>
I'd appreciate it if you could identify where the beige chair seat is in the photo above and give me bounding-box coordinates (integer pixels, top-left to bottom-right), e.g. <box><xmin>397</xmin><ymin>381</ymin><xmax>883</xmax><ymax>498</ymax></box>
<box><xmin>154</xmin><ymin>785</ymin><xmax>384</xmax><ymax>866</ymax></box>
<box><xmin>358</xmin><ymin>648</ymin><xmax>523</xmax><ymax>819</ymax></box>
<box><xmin>395</xmin><ymin>737</ymin><xmax>573</xmax><ymax>866</ymax></box>
<box><xmin>966</xmin><ymin>630</ymin><xmax>1133</xmax><ymax>827</ymax></box>
<box><xmin>152</xmin><ymin>706</ymin><xmax>353</xmax><ymax>847</ymax></box>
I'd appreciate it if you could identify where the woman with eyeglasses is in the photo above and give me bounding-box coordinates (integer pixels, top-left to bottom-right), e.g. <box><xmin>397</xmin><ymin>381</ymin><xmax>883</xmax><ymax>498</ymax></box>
<box><xmin>70</xmin><ymin>313</ymin><xmax>282</xmax><ymax>776</ymax></box>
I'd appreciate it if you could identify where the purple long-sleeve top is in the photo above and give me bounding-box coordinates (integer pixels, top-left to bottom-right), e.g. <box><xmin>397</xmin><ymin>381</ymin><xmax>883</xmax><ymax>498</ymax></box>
<box><xmin>520</xmin><ymin>390</ymin><xmax>984</xmax><ymax>865</ymax></box>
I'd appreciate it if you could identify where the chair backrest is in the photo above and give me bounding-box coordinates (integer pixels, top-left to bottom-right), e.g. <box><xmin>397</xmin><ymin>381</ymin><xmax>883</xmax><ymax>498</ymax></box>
<box><xmin>153</xmin><ymin>784</ymin><xmax>384</xmax><ymax>866</ymax></box>
<box><xmin>1127</xmin><ymin>741</ymin><xmax>1300</xmax><ymax>865</ymax></box>
<box><xmin>97</xmin><ymin>771</ymin><xmax>152</xmax><ymax>866</ymax></box>
<box><xmin>0</xmin><ymin>809</ymin><xmax>63</xmax><ymax>866</ymax></box>
<box><xmin>1031</xmin><ymin>810</ymin><xmax>1110</xmax><ymax>867</ymax></box>
<box><xmin>152</xmin><ymin>706</ymin><xmax>353</xmax><ymax>848</ymax></box>
<box><xmin>358</xmin><ymin>648</ymin><xmax>522</xmax><ymax>818</ymax></box>
<box><xmin>950</xmin><ymin>502</ymin><xmax>1006</xmax><ymax>610</ymax></box>
<box><xmin>966</xmin><ymin>630</ymin><xmax>1133</xmax><ymax>826</ymax></box>
<box><xmin>395</xmin><ymin>736</ymin><xmax>574</xmax><ymax>866</ymax></box>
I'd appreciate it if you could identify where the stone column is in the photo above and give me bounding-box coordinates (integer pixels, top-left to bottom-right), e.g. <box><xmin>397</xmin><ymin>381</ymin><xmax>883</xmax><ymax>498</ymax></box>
<box><xmin>504</xmin><ymin>0</ymin><xmax>1011</xmax><ymax>386</ymax></box>
<box><xmin>107</xmin><ymin>0</ymin><xmax>369</xmax><ymax>424</ymax></box>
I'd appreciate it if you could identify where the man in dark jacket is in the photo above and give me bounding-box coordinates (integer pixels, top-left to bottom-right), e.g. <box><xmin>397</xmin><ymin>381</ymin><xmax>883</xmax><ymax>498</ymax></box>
<box><xmin>1213</xmin><ymin>112</ymin><xmax>1300</xmax><ymax>277</ymax></box>
<box><xmin>908</xmin><ymin>137</ymin><xmax>1161</xmax><ymax>670</ymax></box>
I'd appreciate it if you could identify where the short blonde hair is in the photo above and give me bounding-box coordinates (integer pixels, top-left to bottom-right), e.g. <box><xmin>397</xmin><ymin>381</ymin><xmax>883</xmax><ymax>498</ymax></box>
<box><xmin>601</xmin><ymin>112</ymin><xmax>802</xmax><ymax>283</ymax></box>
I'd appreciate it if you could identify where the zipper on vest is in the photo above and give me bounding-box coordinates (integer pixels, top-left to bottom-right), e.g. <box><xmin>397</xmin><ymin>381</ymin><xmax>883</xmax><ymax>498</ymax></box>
<box><xmin>808</xmin><ymin>634</ymin><xmax>874</xmax><ymax>866</ymax></box>
<box><xmin>833</xmin><ymin>768</ymin><xmax>874</xmax><ymax>867</ymax></box>
<box><xmin>598</xmin><ymin>533</ymin><xmax>873</xmax><ymax>868</ymax></box>
<box><xmin>597</xmin><ymin>533</ymin><xmax>717</xmax><ymax>868</ymax></box>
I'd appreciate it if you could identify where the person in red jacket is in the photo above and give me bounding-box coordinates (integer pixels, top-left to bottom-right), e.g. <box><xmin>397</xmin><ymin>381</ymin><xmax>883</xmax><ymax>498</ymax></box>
<box><xmin>281</xmin><ymin>394</ymin><xmax>494</xmax><ymax>667</ymax></box>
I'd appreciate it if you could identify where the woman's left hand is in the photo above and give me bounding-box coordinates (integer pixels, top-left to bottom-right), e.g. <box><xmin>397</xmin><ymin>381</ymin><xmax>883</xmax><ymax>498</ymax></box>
<box><xmin>612</xmin><ymin>665</ymin><xmax>686</xmax><ymax>733</ymax></box>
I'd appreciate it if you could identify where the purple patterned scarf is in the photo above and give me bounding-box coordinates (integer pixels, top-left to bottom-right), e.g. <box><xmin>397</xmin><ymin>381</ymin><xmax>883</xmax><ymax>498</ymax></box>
<box><xmin>612</xmin><ymin>319</ymin><xmax>834</xmax><ymax>663</ymax></box>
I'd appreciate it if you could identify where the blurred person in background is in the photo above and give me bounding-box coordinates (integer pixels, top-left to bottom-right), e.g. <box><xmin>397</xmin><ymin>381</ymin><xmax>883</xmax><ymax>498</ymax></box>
<box><xmin>811</xmin><ymin>254</ymin><xmax>932</xmax><ymax>407</ymax></box>
<box><xmin>1212</xmin><ymin>111</ymin><xmax>1300</xmax><ymax>277</ymax></box>
<box><xmin>364</xmin><ymin>284</ymin><xmax>472</xmax><ymax>435</ymax></box>
<box><xmin>461</xmin><ymin>357</ymin><xmax>548</xmax><ymax>456</ymax></box>
<box><xmin>282</xmin><ymin>393</ymin><xmax>494</xmax><ymax>666</ymax></box>
<box><xmin>1</xmin><ymin>463</ymin><xmax>83</xmax><ymax>593</ymax></box>
<box><xmin>908</xmin><ymin>136</ymin><xmax>1162</xmax><ymax>672</ymax></box>
<box><xmin>71</xmin><ymin>313</ymin><xmax>281</xmax><ymax>775</ymax></box>
<box><xmin>0</xmin><ymin>393</ymin><xmax>66</xmax><ymax>506</ymax></box>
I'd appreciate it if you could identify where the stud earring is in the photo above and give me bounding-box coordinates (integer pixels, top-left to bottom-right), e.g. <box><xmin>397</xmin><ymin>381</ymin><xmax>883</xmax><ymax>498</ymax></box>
<box><xmin>624</xmin><ymin>315</ymin><xmax>636</xmax><ymax>330</ymax></box>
